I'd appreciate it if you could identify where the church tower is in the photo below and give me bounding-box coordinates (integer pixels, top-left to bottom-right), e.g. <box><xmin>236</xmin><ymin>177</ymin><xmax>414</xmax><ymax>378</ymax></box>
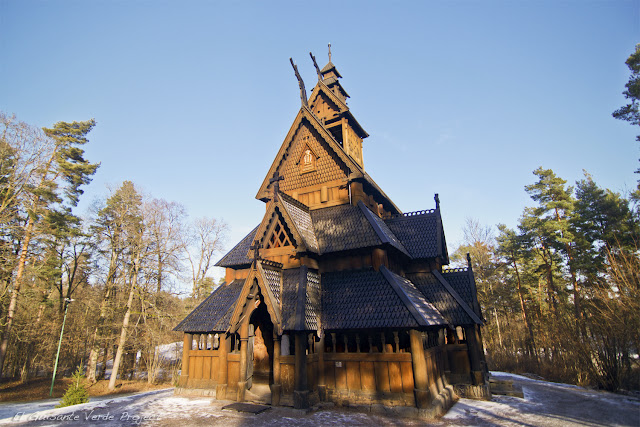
<box><xmin>256</xmin><ymin>45</ymin><xmax>397</xmax><ymax>217</ymax></box>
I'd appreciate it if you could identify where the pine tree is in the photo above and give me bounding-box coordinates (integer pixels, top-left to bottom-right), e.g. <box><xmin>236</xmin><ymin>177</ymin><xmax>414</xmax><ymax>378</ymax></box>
<box><xmin>56</xmin><ymin>366</ymin><xmax>89</xmax><ymax>407</ymax></box>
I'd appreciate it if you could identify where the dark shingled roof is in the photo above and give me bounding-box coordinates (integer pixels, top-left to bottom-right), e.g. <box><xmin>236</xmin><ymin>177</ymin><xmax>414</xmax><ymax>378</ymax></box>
<box><xmin>322</xmin><ymin>268</ymin><xmax>431</xmax><ymax>330</ymax></box>
<box><xmin>320</xmin><ymin>61</ymin><xmax>342</xmax><ymax>77</ymax></box>
<box><xmin>358</xmin><ymin>201</ymin><xmax>410</xmax><ymax>257</ymax></box>
<box><xmin>442</xmin><ymin>268</ymin><xmax>482</xmax><ymax>319</ymax></box>
<box><xmin>385</xmin><ymin>211</ymin><xmax>444</xmax><ymax>260</ymax></box>
<box><xmin>407</xmin><ymin>272</ymin><xmax>480</xmax><ymax>326</ymax></box>
<box><xmin>215</xmin><ymin>226</ymin><xmax>258</xmax><ymax>268</ymax></box>
<box><xmin>311</xmin><ymin>204</ymin><xmax>381</xmax><ymax>253</ymax></box>
<box><xmin>173</xmin><ymin>279</ymin><xmax>245</xmax><ymax>332</ymax></box>
<box><xmin>279</xmin><ymin>267</ymin><xmax>321</xmax><ymax>332</ymax></box>
<box><xmin>305</xmin><ymin>269</ymin><xmax>321</xmax><ymax>331</ymax></box>
<box><xmin>279</xmin><ymin>193</ymin><xmax>319</xmax><ymax>253</ymax></box>
<box><xmin>263</xmin><ymin>265</ymin><xmax>282</xmax><ymax>307</ymax></box>
<box><xmin>281</xmin><ymin>269</ymin><xmax>299</xmax><ymax>330</ymax></box>
<box><xmin>380</xmin><ymin>267</ymin><xmax>446</xmax><ymax>327</ymax></box>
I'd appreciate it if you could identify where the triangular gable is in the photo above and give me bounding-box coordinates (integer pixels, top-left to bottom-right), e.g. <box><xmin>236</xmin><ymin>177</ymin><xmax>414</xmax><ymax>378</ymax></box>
<box><xmin>309</xmin><ymin>81</ymin><xmax>348</xmax><ymax>116</ymax></box>
<box><xmin>255</xmin><ymin>106</ymin><xmax>364</xmax><ymax>201</ymax></box>
<box><xmin>228</xmin><ymin>261</ymin><xmax>283</xmax><ymax>334</ymax></box>
<box><xmin>251</xmin><ymin>196</ymin><xmax>317</xmax><ymax>256</ymax></box>
<box><xmin>309</xmin><ymin>82</ymin><xmax>368</xmax><ymax>139</ymax></box>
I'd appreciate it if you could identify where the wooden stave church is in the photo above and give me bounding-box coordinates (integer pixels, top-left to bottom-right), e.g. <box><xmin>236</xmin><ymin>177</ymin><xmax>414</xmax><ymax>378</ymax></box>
<box><xmin>174</xmin><ymin>50</ymin><xmax>489</xmax><ymax>411</ymax></box>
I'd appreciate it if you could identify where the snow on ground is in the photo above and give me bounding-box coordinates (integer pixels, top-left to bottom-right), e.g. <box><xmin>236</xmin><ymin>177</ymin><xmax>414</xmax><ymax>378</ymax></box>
<box><xmin>1</xmin><ymin>372</ymin><xmax>638</xmax><ymax>426</ymax></box>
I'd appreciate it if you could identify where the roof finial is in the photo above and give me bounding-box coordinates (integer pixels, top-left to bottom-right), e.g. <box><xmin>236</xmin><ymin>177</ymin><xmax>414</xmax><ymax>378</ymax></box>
<box><xmin>289</xmin><ymin>58</ymin><xmax>308</xmax><ymax>107</ymax></box>
<box><xmin>466</xmin><ymin>252</ymin><xmax>472</xmax><ymax>268</ymax></box>
<box><xmin>434</xmin><ymin>193</ymin><xmax>440</xmax><ymax>209</ymax></box>
<box><xmin>328</xmin><ymin>43</ymin><xmax>332</xmax><ymax>62</ymax></box>
<box><xmin>310</xmin><ymin>52</ymin><xmax>322</xmax><ymax>81</ymax></box>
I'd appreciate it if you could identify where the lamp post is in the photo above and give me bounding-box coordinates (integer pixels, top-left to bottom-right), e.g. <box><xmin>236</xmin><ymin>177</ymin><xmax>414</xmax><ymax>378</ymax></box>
<box><xmin>50</xmin><ymin>298</ymin><xmax>74</xmax><ymax>397</ymax></box>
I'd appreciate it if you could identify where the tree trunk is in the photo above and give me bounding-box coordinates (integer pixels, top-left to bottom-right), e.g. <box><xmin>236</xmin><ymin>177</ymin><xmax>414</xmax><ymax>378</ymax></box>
<box><xmin>512</xmin><ymin>256</ymin><xmax>537</xmax><ymax>360</ymax></box>
<box><xmin>87</xmin><ymin>251</ymin><xmax>118</xmax><ymax>382</ymax></box>
<box><xmin>108</xmin><ymin>252</ymin><xmax>140</xmax><ymax>391</ymax></box>
<box><xmin>0</xmin><ymin>215</ymin><xmax>35</xmax><ymax>378</ymax></box>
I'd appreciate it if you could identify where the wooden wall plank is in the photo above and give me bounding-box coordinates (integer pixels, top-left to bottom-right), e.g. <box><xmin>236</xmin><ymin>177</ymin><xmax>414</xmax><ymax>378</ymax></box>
<box><xmin>374</xmin><ymin>361</ymin><xmax>390</xmax><ymax>392</ymax></box>
<box><xmin>346</xmin><ymin>361</ymin><xmax>361</xmax><ymax>391</ymax></box>
<box><xmin>388</xmin><ymin>362</ymin><xmax>403</xmax><ymax>393</ymax></box>
<box><xmin>194</xmin><ymin>357</ymin><xmax>203</xmax><ymax>380</ymax></box>
<box><xmin>335</xmin><ymin>362</ymin><xmax>347</xmax><ymax>390</ymax></box>
<box><xmin>360</xmin><ymin>361</ymin><xmax>376</xmax><ymax>391</ymax></box>
<box><xmin>212</xmin><ymin>357</ymin><xmax>219</xmax><ymax>382</ymax></box>
<box><xmin>228</xmin><ymin>361</ymin><xmax>239</xmax><ymax>391</ymax></box>
<box><xmin>400</xmin><ymin>361</ymin><xmax>414</xmax><ymax>393</ymax></box>
<box><xmin>203</xmin><ymin>357</ymin><xmax>211</xmax><ymax>380</ymax></box>
<box><xmin>281</xmin><ymin>363</ymin><xmax>294</xmax><ymax>394</ymax></box>
<box><xmin>189</xmin><ymin>357</ymin><xmax>196</xmax><ymax>380</ymax></box>
<box><xmin>325</xmin><ymin>362</ymin><xmax>336</xmax><ymax>389</ymax></box>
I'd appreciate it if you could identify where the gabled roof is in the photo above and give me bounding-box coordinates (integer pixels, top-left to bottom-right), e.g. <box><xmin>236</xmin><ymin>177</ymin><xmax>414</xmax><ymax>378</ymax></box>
<box><xmin>278</xmin><ymin>192</ymin><xmax>319</xmax><ymax>253</ymax></box>
<box><xmin>407</xmin><ymin>270</ymin><xmax>483</xmax><ymax>326</ymax></box>
<box><xmin>358</xmin><ymin>201</ymin><xmax>410</xmax><ymax>257</ymax></box>
<box><xmin>218</xmin><ymin>201</ymin><xmax>449</xmax><ymax>266</ymax></box>
<box><xmin>380</xmin><ymin>266</ymin><xmax>446</xmax><ymax>327</ymax></box>
<box><xmin>309</xmin><ymin>80</ymin><xmax>348</xmax><ymax>114</ymax></box>
<box><xmin>215</xmin><ymin>226</ymin><xmax>258</xmax><ymax>268</ymax></box>
<box><xmin>442</xmin><ymin>267</ymin><xmax>483</xmax><ymax>320</ymax></box>
<box><xmin>320</xmin><ymin>61</ymin><xmax>341</xmax><ymax>77</ymax></box>
<box><xmin>280</xmin><ymin>266</ymin><xmax>321</xmax><ymax>332</ymax></box>
<box><xmin>321</xmin><ymin>267</ymin><xmax>446</xmax><ymax>330</ymax></box>
<box><xmin>228</xmin><ymin>261</ymin><xmax>283</xmax><ymax>333</ymax></box>
<box><xmin>385</xmin><ymin>208</ymin><xmax>449</xmax><ymax>263</ymax></box>
<box><xmin>311</xmin><ymin>204</ymin><xmax>381</xmax><ymax>253</ymax></box>
<box><xmin>173</xmin><ymin>279</ymin><xmax>245</xmax><ymax>333</ymax></box>
<box><xmin>255</xmin><ymin>106</ymin><xmax>364</xmax><ymax>202</ymax></box>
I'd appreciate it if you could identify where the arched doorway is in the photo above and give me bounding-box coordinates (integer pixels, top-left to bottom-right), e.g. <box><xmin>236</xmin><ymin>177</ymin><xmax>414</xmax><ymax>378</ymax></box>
<box><xmin>248</xmin><ymin>291</ymin><xmax>274</xmax><ymax>388</ymax></box>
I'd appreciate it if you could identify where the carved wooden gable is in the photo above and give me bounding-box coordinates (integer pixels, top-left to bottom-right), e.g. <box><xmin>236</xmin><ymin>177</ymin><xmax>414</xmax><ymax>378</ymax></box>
<box><xmin>309</xmin><ymin>90</ymin><xmax>342</xmax><ymax>124</ymax></box>
<box><xmin>265</xmin><ymin>212</ymin><xmax>294</xmax><ymax>249</ymax></box>
<box><xmin>277</xmin><ymin>122</ymin><xmax>349</xmax><ymax>194</ymax></box>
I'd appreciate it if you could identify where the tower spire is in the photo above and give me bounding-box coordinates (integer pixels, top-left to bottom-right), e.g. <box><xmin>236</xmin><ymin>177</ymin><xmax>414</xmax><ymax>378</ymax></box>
<box><xmin>328</xmin><ymin>43</ymin><xmax>332</xmax><ymax>62</ymax></box>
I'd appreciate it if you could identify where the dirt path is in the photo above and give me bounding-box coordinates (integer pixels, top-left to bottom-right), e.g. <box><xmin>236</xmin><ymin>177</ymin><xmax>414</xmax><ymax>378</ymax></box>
<box><xmin>2</xmin><ymin>373</ymin><xmax>638</xmax><ymax>426</ymax></box>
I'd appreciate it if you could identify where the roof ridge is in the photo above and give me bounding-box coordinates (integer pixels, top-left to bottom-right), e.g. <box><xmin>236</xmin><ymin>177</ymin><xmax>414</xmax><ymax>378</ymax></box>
<box><xmin>357</xmin><ymin>201</ymin><xmax>410</xmax><ymax>257</ymax></box>
<box><xmin>432</xmin><ymin>270</ymin><xmax>483</xmax><ymax>325</ymax></box>
<box><xmin>380</xmin><ymin>266</ymin><xmax>445</xmax><ymax>327</ymax></box>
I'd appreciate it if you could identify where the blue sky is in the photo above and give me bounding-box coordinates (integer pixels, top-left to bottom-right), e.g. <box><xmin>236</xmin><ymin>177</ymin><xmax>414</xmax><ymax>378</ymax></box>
<box><xmin>1</xmin><ymin>1</ymin><xmax>638</xmax><ymax>275</ymax></box>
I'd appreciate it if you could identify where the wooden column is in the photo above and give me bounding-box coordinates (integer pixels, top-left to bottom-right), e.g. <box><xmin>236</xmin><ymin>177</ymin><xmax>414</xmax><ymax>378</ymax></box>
<box><xmin>271</xmin><ymin>333</ymin><xmax>281</xmax><ymax>406</ymax></box>
<box><xmin>237</xmin><ymin>322</ymin><xmax>249</xmax><ymax>402</ymax></box>
<box><xmin>180</xmin><ymin>333</ymin><xmax>192</xmax><ymax>387</ymax></box>
<box><xmin>317</xmin><ymin>332</ymin><xmax>326</xmax><ymax>400</ymax></box>
<box><xmin>216</xmin><ymin>333</ymin><xmax>229</xmax><ymax>399</ymax></box>
<box><xmin>409</xmin><ymin>329</ymin><xmax>431</xmax><ymax>408</ymax></box>
<box><xmin>465</xmin><ymin>325</ymin><xmax>484</xmax><ymax>385</ymax></box>
<box><xmin>293</xmin><ymin>331</ymin><xmax>309</xmax><ymax>409</ymax></box>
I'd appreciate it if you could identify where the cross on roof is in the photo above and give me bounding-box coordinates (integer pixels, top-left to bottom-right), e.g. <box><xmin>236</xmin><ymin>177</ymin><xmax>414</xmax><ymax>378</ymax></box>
<box><xmin>250</xmin><ymin>240</ymin><xmax>262</xmax><ymax>262</ymax></box>
<box><xmin>269</xmin><ymin>171</ymin><xmax>285</xmax><ymax>196</ymax></box>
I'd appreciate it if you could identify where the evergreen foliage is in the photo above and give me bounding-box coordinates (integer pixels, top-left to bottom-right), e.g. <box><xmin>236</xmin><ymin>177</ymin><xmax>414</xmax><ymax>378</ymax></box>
<box><xmin>56</xmin><ymin>366</ymin><xmax>89</xmax><ymax>408</ymax></box>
